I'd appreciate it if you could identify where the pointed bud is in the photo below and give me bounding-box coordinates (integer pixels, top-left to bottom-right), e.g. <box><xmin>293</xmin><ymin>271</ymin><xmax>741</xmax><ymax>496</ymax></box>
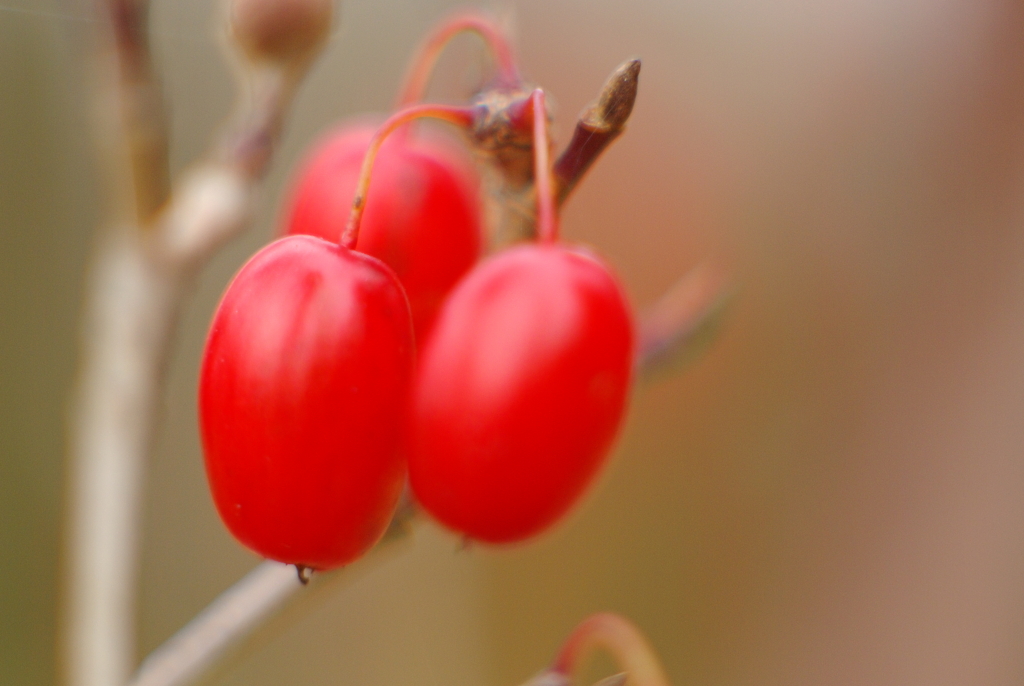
<box><xmin>553</xmin><ymin>58</ymin><xmax>641</xmax><ymax>203</ymax></box>
<box><xmin>585</xmin><ymin>58</ymin><xmax>641</xmax><ymax>131</ymax></box>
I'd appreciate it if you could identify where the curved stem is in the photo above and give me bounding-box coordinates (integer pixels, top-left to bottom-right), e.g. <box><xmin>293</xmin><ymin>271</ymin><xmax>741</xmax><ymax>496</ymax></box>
<box><xmin>551</xmin><ymin>613</ymin><xmax>670</xmax><ymax>686</ymax></box>
<box><xmin>395</xmin><ymin>12</ymin><xmax>519</xmax><ymax>108</ymax></box>
<box><xmin>341</xmin><ymin>104</ymin><xmax>476</xmax><ymax>250</ymax></box>
<box><xmin>531</xmin><ymin>89</ymin><xmax>558</xmax><ymax>243</ymax></box>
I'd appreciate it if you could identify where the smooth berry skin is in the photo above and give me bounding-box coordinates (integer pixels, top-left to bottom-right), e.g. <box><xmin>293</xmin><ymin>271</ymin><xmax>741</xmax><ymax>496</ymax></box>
<box><xmin>407</xmin><ymin>244</ymin><xmax>635</xmax><ymax>544</ymax></box>
<box><xmin>199</xmin><ymin>235</ymin><xmax>414</xmax><ymax>569</ymax></box>
<box><xmin>285</xmin><ymin>124</ymin><xmax>481</xmax><ymax>339</ymax></box>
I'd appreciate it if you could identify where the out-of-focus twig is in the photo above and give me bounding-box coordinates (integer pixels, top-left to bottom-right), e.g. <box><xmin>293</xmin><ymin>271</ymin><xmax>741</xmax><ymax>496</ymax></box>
<box><xmin>130</xmin><ymin>562</ymin><xmax>301</xmax><ymax>686</ymax></box>
<box><xmin>549</xmin><ymin>613</ymin><xmax>670</xmax><ymax>686</ymax></box>
<box><xmin>63</xmin><ymin>2</ymin><xmax>331</xmax><ymax>686</ymax></box>
<box><xmin>637</xmin><ymin>260</ymin><xmax>733</xmax><ymax>377</ymax></box>
<box><xmin>106</xmin><ymin>0</ymin><xmax>171</xmax><ymax>222</ymax></box>
<box><xmin>128</xmin><ymin>503</ymin><xmax>415</xmax><ymax>686</ymax></box>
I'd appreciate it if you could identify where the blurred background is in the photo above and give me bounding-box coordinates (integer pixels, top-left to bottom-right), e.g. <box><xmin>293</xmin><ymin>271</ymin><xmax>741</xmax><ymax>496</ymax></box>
<box><xmin>5</xmin><ymin>0</ymin><xmax>1024</xmax><ymax>684</ymax></box>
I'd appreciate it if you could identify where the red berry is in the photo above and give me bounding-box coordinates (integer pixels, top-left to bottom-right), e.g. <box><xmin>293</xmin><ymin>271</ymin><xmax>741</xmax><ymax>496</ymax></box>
<box><xmin>284</xmin><ymin>124</ymin><xmax>481</xmax><ymax>339</ymax></box>
<box><xmin>407</xmin><ymin>243</ymin><xmax>634</xmax><ymax>543</ymax></box>
<box><xmin>199</xmin><ymin>235</ymin><xmax>414</xmax><ymax>569</ymax></box>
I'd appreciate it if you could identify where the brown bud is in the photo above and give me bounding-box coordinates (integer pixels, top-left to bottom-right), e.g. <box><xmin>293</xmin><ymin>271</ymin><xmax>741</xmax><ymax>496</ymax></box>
<box><xmin>552</xmin><ymin>58</ymin><xmax>641</xmax><ymax>203</ymax></box>
<box><xmin>582</xmin><ymin>58</ymin><xmax>641</xmax><ymax>132</ymax></box>
<box><xmin>229</xmin><ymin>0</ymin><xmax>333</xmax><ymax>65</ymax></box>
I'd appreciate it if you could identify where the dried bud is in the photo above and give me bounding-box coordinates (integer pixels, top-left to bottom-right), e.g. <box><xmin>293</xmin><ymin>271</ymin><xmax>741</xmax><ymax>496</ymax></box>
<box><xmin>229</xmin><ymin>0</ymin><xmax>333</xmax><ymax>65</ymax></box>
<box><xmin>586</xmin><ymin>58</ymin><xmax>641</xmax><ymax>131</ymax></box>
<box><xmin>553</xmin><ymin>58</ymin><xmax>641</xmax><ymax>203</ymax></box>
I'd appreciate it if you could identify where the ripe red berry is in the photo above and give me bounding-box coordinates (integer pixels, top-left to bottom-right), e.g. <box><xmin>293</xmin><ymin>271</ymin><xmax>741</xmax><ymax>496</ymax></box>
<box><xmin>407</xmin><ymin>243</ymin><xmax>634</xmax><ymax>543</ymax></box>
<box><xmin>199</xmin><ymin>235</ymin><xmax>414</xmax><ymax>569</ymax></box>
<box><xmin>284</xmin><ymin>124</ymin><xmax>481</xmax><ymax>339</ymax></box>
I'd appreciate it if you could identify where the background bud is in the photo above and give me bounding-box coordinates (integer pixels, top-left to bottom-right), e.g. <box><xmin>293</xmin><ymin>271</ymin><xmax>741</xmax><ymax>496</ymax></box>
<box><xmin>229</xmin><ymin>0</ymin><xmax>333</xmax><ymax>65</ymax></box>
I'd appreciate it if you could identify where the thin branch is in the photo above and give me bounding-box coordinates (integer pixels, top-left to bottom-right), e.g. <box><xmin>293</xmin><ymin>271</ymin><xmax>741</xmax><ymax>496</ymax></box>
<box><xmin>217</xmin><ymin>64</ymin><xmax>299</xmax><ymax>180</ymax></box>
<box><xmin>468</xmin><ymin>60</ymin><xmax>640</xmax><ymax>247</ymax></box>
<box><xmin>636</xmin><ymin>260</ymin><xmax>733</xmax><ymax>376</ymax></box>
<box><xmin>63</xmin><ymin>3</ymin><xmax>170</xmax><ymax>684</ymax></box>
<box><xmin>553</xmin><ymin>59</ymin><xmax>640</xmax><ymax>205</ymax></box>
<box><xmin>129</xmin><ymin>562</ymin><xmax>301</xmax><ymax>686</ymax></box>
<box><xmin>551</xmin><ymin>613</ymin><xmax>670</xmax><ymax>686</ymax></box>
<box><xmin>469</xmin><ymin>87</ymin><xmax>540</xmax><ymax>247</ymax></box>
<box><xmin>63</xmin><ymin>4</ymin><xmax>327</xmax><ymax>686</ymax></box>
<box><xmin>66</xmin><ymin>230</ymin><xmax>183</xmax><ymax>686</ymax></box>
<box><xmin>161</xmin><ymin>65</ymin><xmax>305</xmax><ymax>267</ymax></box>
<box><xmin>530</xmin><ymin>88</ymin><xmax>558</xmax><ymax>243</ymax></box>
<box><xmin>106</xmin><ymin>0</ymin><xmax>171</xmax><ymax>222</ymax></box>
<box><xmin>128</xmin><ymin>505</ymin><xmax>417</xmax><ymax>686</ymax></box>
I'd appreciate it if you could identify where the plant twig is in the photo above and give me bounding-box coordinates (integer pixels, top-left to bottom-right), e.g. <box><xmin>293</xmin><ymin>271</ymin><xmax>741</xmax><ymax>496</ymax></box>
<box><xmin>105</xmin><ymin>0</ymin><xmax>171</xmax><ymax>223</ymax></box>
<box><xmin>128</xmin><ymin>503</ymin><xmax>416</xmax><ymax>686</ymax></box>
<box><xmin>129</xmin><ymin>562</ymin><xmax>300</xmax><ymax>686</ymax></box>
<box><xmin>636</xmin><ymin>260</ymin><xmax>733</xmax><ymax>376</ymax></box>
<box><xmin>553</xmin><ymin>59</ymin><xmax>640</xmax><ymax>205</ymax></box>
<box><xmin>66</xmin><ymin>227</ymin><xmax>184</xmax><ymax>686</ymax></box>
<box><xmin>63</xmin><ymin>3</ymin><xmax>328</xmax><ymax>686</ymax></box>
<box><xmin>468</xmin><ymin>59</ymin><xmax>640</xmax><ymax>247</ymax></box>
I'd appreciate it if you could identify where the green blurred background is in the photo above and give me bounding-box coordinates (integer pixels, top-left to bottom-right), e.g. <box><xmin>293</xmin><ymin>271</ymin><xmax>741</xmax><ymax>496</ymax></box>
<box><xmin>5</xmin><ymin>0</ymin><xmax>1024</xmax><ymax>684</ymax></box>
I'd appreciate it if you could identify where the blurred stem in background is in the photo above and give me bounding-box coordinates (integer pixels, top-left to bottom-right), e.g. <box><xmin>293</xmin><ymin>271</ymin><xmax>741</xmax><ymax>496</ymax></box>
<box><xmin>63</xmin><ymin>1</ymin><xmax>331</xmax><ymax>684</ymax></box>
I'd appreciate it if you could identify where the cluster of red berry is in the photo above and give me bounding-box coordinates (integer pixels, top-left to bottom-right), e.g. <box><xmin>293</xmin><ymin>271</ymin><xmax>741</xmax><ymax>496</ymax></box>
<box><xmin>198</xmin><ymin>14</ymin><xmax>640</xmax><ymax>572</ymax></box>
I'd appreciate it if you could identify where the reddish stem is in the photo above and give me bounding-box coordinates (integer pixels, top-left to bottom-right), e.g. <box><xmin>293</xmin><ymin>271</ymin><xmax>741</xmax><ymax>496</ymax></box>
<box><xmin>552</xmin><ymin>613</ymin><xmax>670</xmax><ymax>686</ymax></box>
<box><xmin>531</xmin><ymin>89</ymin><xmax>558</xmax><ymax>243</ymax></box>
<box><xmin>395</xmin><ymin>12</ymin><xmax>519</xmax><ymax>108</ymax></box>
<box><xmin>341</xmin><ymin>104</ymin><xmax>476</xmax><ymax>250</ymax></box>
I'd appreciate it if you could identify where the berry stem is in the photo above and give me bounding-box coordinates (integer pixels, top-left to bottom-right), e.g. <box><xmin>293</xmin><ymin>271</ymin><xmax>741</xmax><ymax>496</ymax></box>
<box><xmin>396</xmin><ymin>12</ymin><xmax>520</xmax><ymax>108</ymax></box>
<box><xmin>532</xmin><ymin>89</ymin><xmax>558</xmax><ymax>243</ymax></box>
<box><xmin>341</xmin><ymin>104</ymin><xmax>477</xmax><ymax>250</ymax></box>
<box><xmin>551</xmin><ymin>613</ymin><xmax>670</xmax><ymax>686</ymax></box>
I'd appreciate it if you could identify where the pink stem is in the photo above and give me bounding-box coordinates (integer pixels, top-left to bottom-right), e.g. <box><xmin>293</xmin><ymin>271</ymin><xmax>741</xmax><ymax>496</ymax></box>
<box><xmin>341</xmin><ymin>104</ymin><xmax>476</xmax><ymax>250</ymax></box>
<box><xmin>552</xmin><ymin>613</ymin><xmax>670</xmax><ymax>686</ymax></box>
<box><xmin>531</xmin><ymin>89</ymin><xmax>558</xmax><ymax>243</ymax></box>
<box><xmin>395</xmin><ymin>12</ymin><xmax>519</xmax><ymax>108</ymax></box>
